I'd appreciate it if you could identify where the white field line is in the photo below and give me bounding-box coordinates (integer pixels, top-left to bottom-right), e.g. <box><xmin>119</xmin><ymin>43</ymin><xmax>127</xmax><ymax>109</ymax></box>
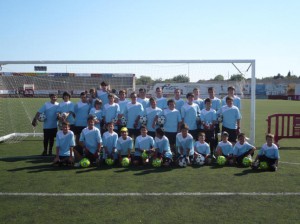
<box><xmin>279</xmin><ymin>161</ymin><xmax>300</xmax><ymax>165</ymax></box>
<box><xmin>0</xmin><ymin>192</ymin><xmax>300</xmax><ymax>197</ymax></box>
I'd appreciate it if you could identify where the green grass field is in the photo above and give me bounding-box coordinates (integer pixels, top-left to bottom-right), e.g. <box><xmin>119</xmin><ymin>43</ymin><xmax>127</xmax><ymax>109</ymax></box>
<box><xmin>0</xmin><ymin>99</ymin><xmax>300</xmax><ymax>224</ymax></box>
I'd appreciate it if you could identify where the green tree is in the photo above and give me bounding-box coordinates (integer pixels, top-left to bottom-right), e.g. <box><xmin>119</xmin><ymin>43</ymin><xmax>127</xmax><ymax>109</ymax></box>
<box><xmin>136</xmin><ymin>75</ymin><xmax>153</xmax><ymax>85</ymax></box>
<box><xmin>171</xmin><ymin>74</ymin><xmax>190</xmax><ymax>83</ymax></box>
<box><xmin>229</xmin><ymin>74</ymin><xmax>245</xmax><ymax>81</ymax></box>
<box><xmin>212</xmin><ymin>74</ymin><xmax>224</xmax><ymax>81</ymax></box>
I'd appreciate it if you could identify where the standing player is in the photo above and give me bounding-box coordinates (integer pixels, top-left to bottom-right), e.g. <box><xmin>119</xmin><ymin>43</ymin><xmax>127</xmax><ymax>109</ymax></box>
<box><xmin>222</xmin><ymin>86</ymin><xmax>241</xmax><ymax>110</ymax></box>
<box><xmin>144</xmin><ymin>97</ymin><xmax>162</xmax><ymax>138</ymax></box>
<box><xmin>208</xmin><ymin>87</ymin><xmax>221</xmax><ymax>143</ymax></box>
<box><xmin>117</xmin><ymin>127</ymin><xmax>133</xmax><ymax>165</ymax></box>
<box><xmin>102</xmin><ymin>122</ymin><xmax>118</xmax><ymax>164</ymax></box>
<box><xmin>32</xmin><ymin>93</ymin><xmax>59</xmax><ymax>156</ymax></box>
<box><xmin>117</xmin><ymin>89</ymin><xmax>130</xmax><ymax>133</ymax></box>
<box><xmin>173</xmin><ymin>88</ymin><xmax>185</xmax><ymax>111</ymax></box>
<box><xmin>176</xmin><ymin>123</ymin><xmax>194</xmax><ymax>165</ymax></box>
<box><xmin>193</xmin><ymin>87</ymin><xmax>204</xmax><ymax>110</ymax></box>
<box><xmin>89</xmin><ymin>99</ymin><xmax>103</xmax><ymax>131</ymax></box>
<box><xmin>123</xmin><ymin>92</ymin><xmax>144</xmax><ymax>139</ymax></box>
<box><xmin>103</xmin><ymin>93</ymin><xmax>120</xmax><ymax>132</ymax></box>
<box><xmin>218</xmin><ymin>96</ymin><xmax>241</xmax><ymax>144</ymax></box>
<box><xmin>181</xmin><ymin>92</ymin><xmax>201</xmax><ymax>140</ymax></box>
<box><xmin>137</xmin><ymin>88</ymin><xmax>150</xmax><ymax>110</ymax></box>
<box><xmin>57</xmin><ymin>91</ymin><xmax>75</xmax><ymax>132</ymax></box>
<box><xmin>155</xmin><ymin>87</ymin><xmax>167</xmax><ymax>110</ymax></box>
<box><xmin>97</xmin><ymin>81</ymin><xmax>110</xmax><ymax>107</ymax></box>
<box><xmin>74</xmin><ymin>92</ymin><xmax>90</xmax><ymax>145</ymax></box>
<box><xmin>53</xmin><ymin>122</ymin><xmax>75</xmax><ymax>166</ymax></box>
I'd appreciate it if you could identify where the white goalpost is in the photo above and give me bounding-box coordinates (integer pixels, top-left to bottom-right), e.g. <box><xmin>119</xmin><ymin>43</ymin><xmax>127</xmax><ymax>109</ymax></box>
<box><xmin>0</xmin><ymin>59</ymin><xmax>256</xmax><ymax>144</ymax></box>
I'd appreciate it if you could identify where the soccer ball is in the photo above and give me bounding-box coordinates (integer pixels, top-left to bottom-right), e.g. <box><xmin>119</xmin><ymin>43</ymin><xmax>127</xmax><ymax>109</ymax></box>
<box><xmin>111</xmin><ymin>118</ymin><xmax>118</xmax><ymax>124</ymax></box>
<box><xmin>194</xmin><ymin>154</ymin><xmax>205</xmax><ymax>166</ymax></box>
<box><xmin>80</xmin><ymin>158</ymin><xmax>90</xmax><ymax>168</ymax></box>
<box><xmin>105</xmin><ymin>158</ymin><xmax>114</xmax><ymax>166</ymax></box>
<box><xmin>217</xmin><ymin>156</ymin><xmax>226</xmax><ymax>166</ymax></box>
<box><xmin>178</xmin><ymin>157</ymin><xmax>187</xmax><ymax>168</ymax></box>
<box><xmin>260</xmin><ymin>161</ymin><xmax>269</xmax><ymax>170</ymax></box>
<box><xmin>61</xmin><ymin>112</ymin><xmax>68</xmax><ymax>118</ymax></box>
<box><xmin>157</xmin><ymin>115</ymin><xmax>166</xmax><ymax>126</ymax></box>
<box><xmin>38</xmin><ymin>113</ymin><xmax>47</xmax><ymax>122</ymax></box>
<box><xmin>139</xmin><ymin>115</ymin><xmax>147</xmax><ymax>125</ymax></box>
<box><xmin>142</xmin><ymin>150</ymin><xmax>148</xmax><ymax>160</ymax></box>
<box><xmin>121</xmin><ymin>157</ymin><xmax>130</xmax><ymax>167</ymax></box>
<box><xmin>120</xmin><ymin>116</ymin><xmax>127</xmax><ymax>126</ymax></box>
<box><xmin>152</xmin><ymin>158</ymin><xmax>162</xmax><ymax>167</ymax></box>
<box><xmin>218</xmin><ymin>115</ymin><xmax>223</xmax><ymax>122</ymax></box>
<box><xmin>242</xmin><ymin>156</ymin><xmax>252</xmax><ymax>167</ymax></box>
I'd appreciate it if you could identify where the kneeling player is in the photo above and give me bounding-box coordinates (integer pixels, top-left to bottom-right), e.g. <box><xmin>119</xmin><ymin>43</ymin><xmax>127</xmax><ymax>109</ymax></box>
<box><xmin>154</xmin><ymin>128</ymin><xmax>173</xmax><ymax>167</ymax></box>
<box><xmin>233</xmin><ymin>133</ymin><xmax>256</xmax><ymax>166</ymax></box>
<box><xmin>133</xmin><ymin>125</ymin><xmax>155</xmax><ymax>166</ymax></box>
<box><xmin>53</xmin><ymin>122</ymin><xmax>75</xmax><ymax>166</ymax></box>
<box><xmin>102</xmin><ymin>122</ymin><xmax>118</xmax><ymax>165</ymax></box>
<box><xmin>215</xmin><ymin>131</ymin><xmax>234</xmax><ymax>165</ymax></box>
<box><xmin>194</xmin><ymin>132</ymin><xmax>212</xmax><ymax>165</ymax></box>
<box><xmin>117</xmin><ymin>127</ymin><xmax>133</xmax><ymax>165</ymax></box>
<box><xmin>252</xmin><ymin>133</ymin><xmax>279</xmax><ymax>171</ymax></box>
<box><xmin>176</xmin><ymin>123</ymin><xmax>194</xmax><ymax>166</ymax></box>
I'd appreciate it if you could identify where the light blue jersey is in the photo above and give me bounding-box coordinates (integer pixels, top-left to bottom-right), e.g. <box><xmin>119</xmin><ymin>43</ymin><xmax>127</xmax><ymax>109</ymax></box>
<box><xmin>174</xmin><ymin>98</ymin><xmax>185</xmax><ymax>111</ymax></box>
<box><xmin>181</xmin><ymin>103</ymin><xmax>200</xmax><ymax>131</ymax></box>
<box><xmin>103</xmin><ymin>103</ymin><xmax>120</xmax><ymax>124</ymax></box>
<box><xmin>89</xmin><ymin>107</ymin><xmax>103</xmax><ymax>130</ymax></box>
<box><xmin>102</xmin><ymin>131</ymin><xmax>118</xmax><ymax>159</ymax></box>
<box><xmin>200</xmin><ymin>108</ymin><xmax>217</xmax><ymax>129</ymax></box>
<box><xmin>176</xmin><ymin>133</ymin><xmax>194</xmax><ymax>156</ymax></box>
<box><xmin>217</xmin><ymin>141</ymin><xmax>233</xmax><ymax>156</ymax></box>
<box><xmin>134</xmin><ymin>135</ymin><xmax>155</xmax><ymax>156</ymax></box>
<box><xmin>194</xmin><ymin>141</ymin><xmax>210</xmax><ymax>156</ymax></box>
<box><xmin>74</xmin><ymin>101</ymin><xmax>90</xmax><ymax>127</ymax></box>
<box><xmin>163</xmin><ymin>108</ymin><xmax>182</xmax><ymax>133</ymax></box>
<box><xmin>56</xmin><ymin>130</ymin><xmax>75</xmax><ymax>157</ymax></box>
<box><xmin>118</xmin><ymin>99</ymin><xmax>130</xmax><ymax>115</ymax></box>
<box><xmin>137</xmin><ymin>97</ymin><xmax>150</xmax><ymax>110</ymax></box>
<box><xmin>117</xmin><ymin>136</ymin><xmax>133</xmax><ymax>156</ymax></box>
<box><xmin>156</xmin><ymin>97</ymin><xmax>168</xmax><ymax>110</ymax></box>
<box><xmin>218</xmin><ymin>105</ymin><xmax>241</xmax><ymax>129</ymax></box>
<box><xmin>233</xmin><ymin>141</ymin><xmax>254</xmax><ymax>157</ymax></box>
<box><xmin>258</xmin><ymin>143</ymin><xmax>280</xmax><ymax>159</ymax></box>
<box><xmin>38</xmin><ymin>101</ymin><xmax>59</xmax><ymax>129</ymax></box>
<box><xmin>210</xmin><ymin>97</ymin><xmax>221</xmax><ymax>112</ymax></box>
<box><xmin>194</xmin><ymin>98</ymin><xmax>204</xmax><ymax>110</ymax></box>
<box><xmin>124</xmin><ymin>102</ymin><xmax>144</xmax><ymax>129</ymax></box>
<box><xmin>154</xmin><ymin>136</ymin><xmax>172</xmax><ymax>159</ymax></box>
<box><xmin>222</xmin><ymin>95</ymin><xmax>241</xmax><ymax>110</ymax></box>
<box><xmin>79</xmin><ymin>126</ymin><xmax>102</xmax><ymax>154</ymax></box>
<box><xmin>145</xmin><ymin>107</ymin><xmax>162</xmax><ymax>132</ymax></box>
<box><xmin>57</xmin><ymin>101</ymin><xmax>75</xmax><ymax>125</ymax></box>
<box><xmin>96</xmin><ymin>90</ymin><xmax>109</xmax><ymax>107</ymax></box>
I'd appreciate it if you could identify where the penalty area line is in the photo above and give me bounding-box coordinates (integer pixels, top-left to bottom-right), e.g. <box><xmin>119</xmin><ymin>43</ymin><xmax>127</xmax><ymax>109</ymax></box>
<box><xmin>0</xmin><ymin>192</ymin><xmax>300</xmax><ymax>197</ymax></box>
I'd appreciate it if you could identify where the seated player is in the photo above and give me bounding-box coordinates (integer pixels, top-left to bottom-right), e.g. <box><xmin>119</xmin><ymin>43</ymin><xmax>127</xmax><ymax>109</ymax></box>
<box><xmin>176</xmin><ymin>123</ymin><xmax>194</xmax><ymax>165</ymax></box>
<box><xmin>194</xmin><ymin>132</ymin><xmax>212</xmax><ymax>165</ymax></box>
<box><xmin>252</xmin><ymin>133</ymin><xmax>280</xmax><ymax>171</ymax></box>
<box><xmin>233</xmin><ymin>133</ymin><xmax>256</xmax><ymax>166</ymax></box>
<box><xmin>154</xmin><ymin>128</ymin><xmax>173</xmax><ymax>167</ymax></box>
<box><xmin>133</xmin><ymin>125</ymin><xmax>155</xmax><ymax>166</ymax></box>
<box><xmin>117</xmin><ymin>127</ymin><xmax>133</xmax><ymax>165</ymax></box>
<box><xmin>53</xmin><ymin>122</ymin><xmax>75</xmax><ymax>166</ymax></box>
<box><xmin>102</xmin><ymin>122</ymin><xmax>118</xmax><ymax>165</ymax></box>
<box><xmin>215</xmin><ymin>131</ymin><xmax>234</xmax><ymax>165</ymax></box>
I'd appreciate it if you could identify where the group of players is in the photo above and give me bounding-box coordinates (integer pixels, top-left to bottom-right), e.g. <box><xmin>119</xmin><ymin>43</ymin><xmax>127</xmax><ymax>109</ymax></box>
<box><xmin>31</xmin><ymin>81</ymin><xmax>279</xmax><ymax>171</ymax></box>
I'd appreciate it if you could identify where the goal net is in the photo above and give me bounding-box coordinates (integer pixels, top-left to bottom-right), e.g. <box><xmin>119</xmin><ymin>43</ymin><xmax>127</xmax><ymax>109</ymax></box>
<box><xmin>0</xmin><ymin>60</ymin><xmax>256</xmax><ymax>144</ymax></box>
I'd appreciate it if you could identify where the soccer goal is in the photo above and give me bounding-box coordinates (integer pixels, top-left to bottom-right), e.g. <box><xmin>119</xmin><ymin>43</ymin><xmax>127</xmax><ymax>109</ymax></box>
<box><xmin>0</xmin><ymin>60</ymin><xmax>256</xmax><ymax>144</ymax></box>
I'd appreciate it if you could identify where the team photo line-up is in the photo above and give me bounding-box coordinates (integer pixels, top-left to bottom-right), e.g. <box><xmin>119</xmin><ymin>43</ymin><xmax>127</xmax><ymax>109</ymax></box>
<box><xmin>31</xmin><ymin>81</ymin><xmax>279</xmax><ymax>171</ymax></box>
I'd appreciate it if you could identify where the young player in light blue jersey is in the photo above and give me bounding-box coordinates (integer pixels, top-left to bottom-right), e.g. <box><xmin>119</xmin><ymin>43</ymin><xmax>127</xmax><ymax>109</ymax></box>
<box><xmin>200</xmin><ymin>98</ymin><xmax>217</xmax><ymax>153</ymax></box>
<box><xmin>154</xmin><ymin>128</ymin><xmax>173</xmax><ymax>167</ymax></box>
<box><xmin>57</xmin><ymin>91</ymin><xmax>75</xmax><ymax>132</ymax></box>
<box><xmin>194</xmin><ymin>132</ymin><xmax>212</xmax><ymax>165</ymax></box>
<box><xmin>233</xmin><ymin>133</ymin><xmax>256</xmax><ymax>166</ymax></box>
<box><xmin>117</xmin><ymin>89</ymin><xmax>130</xmax><ymax>116</ymax></box>
<box><xmin>133</xmin><ymin>126</ymin><xmax>155</xmax><ymax>166</ymax></box>
<box><xmin>32</xmin><ymin>93</ymin><xmax>59</xmax><ymax>156</ymax></box>
<box><xmin>173</xmin><ymin>88</ymin><xmax>185</xmax><ymax>111</ymax></box>
<box><xmin>252</xmin><ymin>133</ymin><xmax>280</xmax><ymax>171</ymax></box>
<box><xmin>221</xmin><ymin>86</ymin><xmax>241</xmax><ymax>110</ymax></box>
<box><xmin>176</xmin><ymin>123</ymin><xmax>194</xmax><ymax>165</ymax></box>
<box><xmin>137</xmin><ymin>88</ymin><xmax>150</xmax><ymax>110</ymax></box>
<box><xmin>102</xmin><ymin>122</ymin><xmax>118</xmax><ymax>163</ymax></box>
<box><xmin>75</xmin><ymin>116</ymin><xmax>102</xmax><ymax>165</ymax></box>
<box><xmin>162</xmin><ymin>99</ymin><xmax>182</xmax><ymax>154</ymax></box>
<box><xmin>124</xmin><ymin>92</ymin><xmax>144</xmax><ymax>139</ymax></box>
<box><xmin>181</xmin><ymin>92</ymin><xmax>201</xmax><ymax>140</ymax></box>
<box><xmin>103</xmin><ymin>93</ymin><xmax>120</xmax><ymax>131</ymax></box>
<box><xmin>89</xmin><ymin>99</ymin><xmax>103</xmax><ymax>131</ymax></box>
<box><xmin>74</xmin><ymin>92</ymin><xmax>90</xmax><ymax>144</ymax></box>
<box><xmin>53</xmin><ymin>122</ymin><xmax>75</xmax><ymax>166</ymax></box>
<box><xmin>216</xmin><ymin>131</ymin><xmax>234</xmax><ymax>165</ymax></box>
<box><xmin>218</xmin><ymin>96</ymin><xmax>241</xmax><ymax>144</ymax></box>
<box><xmin>155</xmin><ymin>87</ymin><xmax>167</xmax><ymax>110</ymax></box>
<box><xmin>145</xmin><ymin>97</ymin><xmax>162</xmax><ymax>138</ymax></box>
<box><xmin>193</xmin><ymin>88</ymin><xmax>204</xmax><ymax>110</ymax></box>
<box><xmin>88</xmin><ymin>88</ymin><xmax>97</xmax><ymax>108</ymax></box>
<box><xmin>97</xmin><ymin>81</ymin><xmax>109</xmax><ymax>107</ymax></box>
<box><xmin>117</xmin><ymin>127</ymin><xmax>133</xmax><ymax>164</ymax></box>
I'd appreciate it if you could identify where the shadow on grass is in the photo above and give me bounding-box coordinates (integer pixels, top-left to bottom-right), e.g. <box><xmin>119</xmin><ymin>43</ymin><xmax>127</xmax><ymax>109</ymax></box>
<box><xmin>234</xmin><ymin>168</ymin><xmax>265</xmax><ymax>176</ymax></box>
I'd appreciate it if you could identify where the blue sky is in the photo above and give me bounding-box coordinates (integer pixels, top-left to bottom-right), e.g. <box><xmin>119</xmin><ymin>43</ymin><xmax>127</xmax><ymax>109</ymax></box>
<box><xmin>0</xmin><ymin>0</ymin><xmax>299</xmax><ymax>81</ymax></box>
